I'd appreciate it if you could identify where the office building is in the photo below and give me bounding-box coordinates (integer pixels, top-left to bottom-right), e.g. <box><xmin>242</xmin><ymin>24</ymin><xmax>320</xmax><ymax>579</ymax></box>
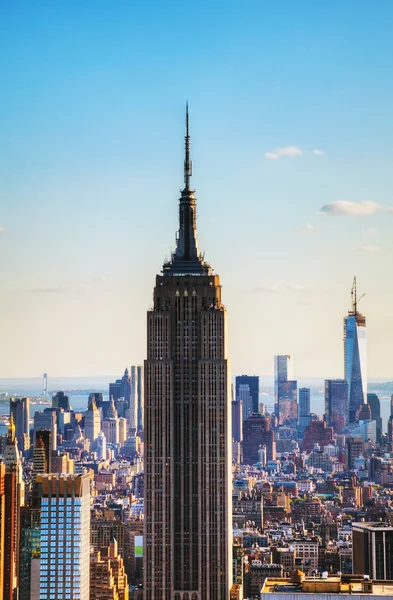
<box><xmin>352</xmin><ymin>522</ymin><xmax>393</xmax><ymax>580</ymax></box>
<box><xmin>344</xmin><ymin>277</ymin><xmax>367</xmax><ymax>422</ymax></box>
<box><xmin>10</xmin><ymin>397</ymin><xmax>30</xmax><ymax>449</ymax></box>
<box><xmin>243</xmin><ymin>413</ymin><xmax>275</xmax><ymax>464</ymax></box>
<box><xmin>84</xmin><ymin>396</ymin><xmax>101</xmax><ymax>450</ymax></box>
<box><xmin>232</xmin><ymin>399</ymin><xmax>243</xmax><ymax>442</ymax></box>
<box><xmin>130</xmin><ymin>365</ymin><xmax>144</xmax><ymax>432</ymax></box>
<box><xmin>0</xmin><ymin>462</ymin><xmax>5</xmax><ymax>598</ymax></box>
<box><xmin>367</xmin><ymin>393</ymin><xmax>382</xmax><ymax>444</ymax></box>
<box><xmin>3</xmin><ymin>417</ymin><xmax>25</xmax><ymax>600</ymax></box>
<box><xmin>144</xmin><ymin>108</ymin><xmax>232</xmax><ymax>598</ymax></box>
<box><xmin>90</xmin><ymin>538</ymin><xmax>129</xmax><ymax>600</ymax></box>
<box><xmin>235</xmin><ymin>375</ymin><xmax>259</xmax><ymax>414</ymax></box>
<box><xmin>274</xmin><ymin>355</ymin><xmax>297</xmax><ymax>424</ymax></box>
<box><xmin>298</xmin><ymin>388</ymin><xmax>311</xmax><ymax>432</ymax></box>
<box><xmin>346</xmin><ymin>437</ymin><xmax>365</xmax><ymax>469</ymax></box>
<box><xmin>36</xmin><ymin>473</ymin><xmax>90</xmax><ymax>600</ymax></box>
<box><xmin>325</xmin><ymin>379</ymin><xmax>348</xmax><ymax>433</ymax></box>
<box><xmin>109</xmin><ymin>369</ymin><xmax>132</xmax><ymax>409</ymax></box>
<box><xmin>52</xmin><ymin>391</ymin><xmax>71</xmax><ymax>411</ymax></box>
<box><xmin>302</xmin><ymin>419</ymin><xmax>334</xmax><ymax>453</ymax></box>
<box><xmin>237</xmin><ymin>383</ymin><xmax>253</xmax><ymax>422</ymax></box>
<box><xmin>96</xmin><ymin>431</ymin><xmax>107</xmax><ymax>460</ymax></box>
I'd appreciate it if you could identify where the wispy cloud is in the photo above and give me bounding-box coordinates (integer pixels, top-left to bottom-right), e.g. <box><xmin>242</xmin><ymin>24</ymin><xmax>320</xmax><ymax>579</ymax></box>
<box><xmin>251</xmin><ymin>284</ymin><xmax>279</xmax><ymax>294</ymax></box>
<box><xmin>264</xmin><ymin>146</ymin><xmax>302</xmax><ymax>159</ymax></box>
<box><xmin>28</xmin><ymin>284</ymin><xmax>93</xmax><ymax>293</ymax></box>
<box><xmin>361</xmin><ymin>228</ymin><xmax>378</xmax><ymax>235</ymax></box>
<box><xmin>320</xmin><ymin>200</ymin><xmax>381</xmax><ymax>217</ymax></box>
<box><xmin>93</xmin><ymin>275</ymin><xmax>109</xmax><ymax>282</ymax></box>
<box><xmin>300</xmin><ymin>223</ymin><xmax>318</xmax><ymax>232</ymax></box>
<box><xmin>354</xmin><ymin>245</ymin><xmax>381</xmax><ymax>253</ymax></box>
<box><xmin>286</xmin><ymin>284</ymin><xmax>308</xmax><ymax>292</ymax></box>
<box><xmin>251</xmin><ymin>283</ymin><xmax>307</xmax><ymax>294</ymax></box>
<box><xmin>0</xmin><ymin>226</ymin><xmax>5</xmax><ymax>233</ymax></box>
<box><xmin>313</xmin><ymin>149</ymin><xmax>325</xmax><ymax>156</ymax></box>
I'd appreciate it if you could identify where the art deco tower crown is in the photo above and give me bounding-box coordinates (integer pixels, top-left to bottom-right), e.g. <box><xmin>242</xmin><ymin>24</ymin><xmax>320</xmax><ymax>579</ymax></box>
<box><xmin>163</xmin><ymin>104</ymin><xmax>211</xmax><ymax>276</ymax></box>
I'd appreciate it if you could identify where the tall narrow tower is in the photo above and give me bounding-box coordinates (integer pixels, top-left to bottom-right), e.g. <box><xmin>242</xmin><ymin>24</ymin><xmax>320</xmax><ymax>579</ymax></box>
<box><xmin>344</xmin><ymin>276</ymin><xmax>367</xmax><ymax>423</ymax></box>
<box><xmin>144</xmin><ymin>107</ymin><xmax>232</xmax><ymax>599</ymax></box>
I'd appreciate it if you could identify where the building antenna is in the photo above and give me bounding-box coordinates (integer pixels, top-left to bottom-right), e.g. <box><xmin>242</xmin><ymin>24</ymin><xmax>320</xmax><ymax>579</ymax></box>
<box><xmin>184</xmin><ymin>101</ymin><xmax>192</xmax><ymax>190</ymax></box>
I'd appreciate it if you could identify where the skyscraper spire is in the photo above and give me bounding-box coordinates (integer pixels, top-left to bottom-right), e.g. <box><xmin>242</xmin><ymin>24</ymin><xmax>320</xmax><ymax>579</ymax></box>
<box><xmin>162</xmin><ymin>105</ymin><xmax>212</xmax><ymax>276</ymax></box>
<box><xmin>184</xmin><ymin>101</ymin><xmax>192</xmax><ymax>190</ymax></box>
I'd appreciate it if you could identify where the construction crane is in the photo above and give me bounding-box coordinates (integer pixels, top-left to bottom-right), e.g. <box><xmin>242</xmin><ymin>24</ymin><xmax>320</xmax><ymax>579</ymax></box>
<box><xmin>351</xmin><ymin>275</ymin><xmax>365</xmax><ymax>316</ymax></box>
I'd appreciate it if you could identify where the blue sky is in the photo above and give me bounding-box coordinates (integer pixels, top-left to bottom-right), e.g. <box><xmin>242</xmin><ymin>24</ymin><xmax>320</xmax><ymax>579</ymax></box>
<box><xmin>1</xmin><ymin>1</ymin><xmax>393</xmax><ymax>378</ymax></box>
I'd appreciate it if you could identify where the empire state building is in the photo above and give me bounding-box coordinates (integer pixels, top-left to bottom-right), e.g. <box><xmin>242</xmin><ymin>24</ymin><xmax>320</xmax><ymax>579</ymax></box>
<box><xmin>144</xmin><ymin>108</ymin><xmax>232</xmax><ymax>599</ymax></box>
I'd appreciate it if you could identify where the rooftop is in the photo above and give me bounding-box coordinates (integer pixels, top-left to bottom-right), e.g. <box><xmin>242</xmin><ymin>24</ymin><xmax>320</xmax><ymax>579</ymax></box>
<box><xmin>262</xmin><ymin>577</ymin><xmax>393</xmax><ymax>597</ymax></box>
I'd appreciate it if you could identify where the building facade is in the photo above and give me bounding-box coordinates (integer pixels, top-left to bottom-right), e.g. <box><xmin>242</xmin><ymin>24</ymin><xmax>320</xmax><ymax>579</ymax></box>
<box><xmin>325</xmin><ymin>379</ymin><xmax>348</xmax><ymax>433</ymax></box>
<box><xmin>144</xmin><ymin>108</ymin><xmax>232</xmax><ymax>599</ymax></box>
<box><xmin>352</xmin><ymin>522</ymin><xmax>393</xmax><ymax>580</ymax></box>
<box><xmin>36</xmin><ymin>474</ymin><xmax>90</xmax><ymax>600</ymax></box>
<box><xmin>235</xmin><ymin>375</ymin><xmax>259</xmax><ymax>415</ymax></box>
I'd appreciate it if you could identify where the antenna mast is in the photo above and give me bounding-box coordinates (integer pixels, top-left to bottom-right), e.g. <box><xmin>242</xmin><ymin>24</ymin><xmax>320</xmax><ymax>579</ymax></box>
<box><xmin>184</xmin><ymin>101</ymin><xmax>192</xmax><ymax>189</ymax></box>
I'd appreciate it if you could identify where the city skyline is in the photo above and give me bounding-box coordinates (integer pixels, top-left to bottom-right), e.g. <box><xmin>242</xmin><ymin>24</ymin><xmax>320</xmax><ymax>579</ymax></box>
<box><xmin>2</xmin><ymin>2</ymin><xmax>393</xmax><ymax>378</ymax></box>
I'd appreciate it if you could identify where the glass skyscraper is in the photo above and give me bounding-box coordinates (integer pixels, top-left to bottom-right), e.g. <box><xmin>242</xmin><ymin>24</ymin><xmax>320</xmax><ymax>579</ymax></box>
<box><xmin>344</xmin><ymin>278</ymin><xmax>367</xmax><ymax>423</ymax></box>
<box><xmin>37</xmin><ymin>474</ymin><xmax>90</xmax><ymax>600</ymax></box>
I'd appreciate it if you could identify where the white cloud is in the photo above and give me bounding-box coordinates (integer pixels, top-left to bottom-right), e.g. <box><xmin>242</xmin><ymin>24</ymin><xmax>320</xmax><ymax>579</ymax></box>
<box><xmin>361</xmin><ymin>228</ymin><xmax>378</xmax><ymax>235</ymax></box>
<box><xmin>320</xmin><ymin>200</ymin><xmax>381</xmax><ymax>217</ymax></box>
<box><xmin>386</xmin><ymin>207</ymin><xmax>393</xmax><ymax>214</ymax></box>
<box><xmin>93</xmin><ymin>275</ymin><xmax>108</xmax><ymax>282</ymax></box>
<box><xmin>0</xmin><ymin>226</ymin><xmax>5</xmax><ymax>233</ymax></box>
<box><xmin>354</xmin><ymin>245</ymin><xmax>381</xmax><ymax>253</ymax></box>
<box><xmin>277</xmin><ymin>146</ymin><xmax>303</xmax><ymax>156</ymax></box>
<box><xmin>264</xmin><ymin>146</ymin><xmax>302</xmax><ymax>159</ymax></box>
<box><xmin>313</xmin><ymin>149</ymin><xmax>325</xmax><ymax>156</ymax></box>
<box><xmin>300</xmin><ymin>223</ymin><xmax>317</xmax><ymax>232</ymax></box>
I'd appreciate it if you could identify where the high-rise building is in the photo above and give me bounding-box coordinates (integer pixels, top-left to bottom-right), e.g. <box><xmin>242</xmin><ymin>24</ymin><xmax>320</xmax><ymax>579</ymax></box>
<box><xmin>232</xmin><ymin>400</ymin><xmax>243</xmax><ymax>442</ymax></box>
<box><xmin>96</xmin><ymin>431</ymin><xmax>107</xmax><ymax>460</ymax></box>
<box><xmin>352</xmin><ymin>522</ymin><xmax>393</xmax><ymax>579</ymax></box>
<box><xmin>52</xmin><ymin>391</ymin><xmax>71</xmax><ymax>411</ymax></box>
<box><xmin>325</xmin><ymin>379</ymin><xmax>348</xmax><ymax>433</ymax></box>
<box><xmin>298</xmin><ymin>387</ymin><xmax>310</xmax><ymax>417</ymax></box>
<box><xmin>367</xmin><ymin>393</ymin><xmax>382</xmax><ymax>444</ymax></box>
<box><xmin>235</xmin><ymin>375</ymin><xmax>259</xmax><ymax>414</ymax></box>
<box><xmin>84</xmin><ymin>396</ymin><xmax>101</xmax><ymax>450</ymax></box>
<box><xmin>109</xmin><ymin>369</ymin><xmax>132</xmax><ymax>410</ymax></box>
<box><xmin>237</xmin><ymin>383</ymin><xmax>253</xmax><ymax>422</ymax></box>
<box><xmin>90</xmin><ymin>539</ymin><xmax>129</xmax><ymax>600</ymax></box>
<box><xmin>242</xmin><ymin>413</ymin><xmax>275</xmax><ymax>464</ymax></box>
<box><xmin>35</xmin><ymin>473</ymin><xmax>90</xmax><ymax>600</ymax></box>
<box><xmin>3</xmin><ymin>416</ymin><xmax>24</xmax><ymax>600</ymax></box>
<box><xmin>274</xmin><ymin>355</ymin><xmax>297</xmax><ymax>424</ymax></box>
<box><xmin>346</xmin><ymin>436</ymin><xmax>365</xmax><ymax>469</ymax></box>
<box><xmin>129</xmin><ymin>365</ymin><xmax>144</xmax><ymax>432</ymax></box>
<box><xmin>0</xmin><ymin>462</ymin><xmax>5</xmax><ymax>598</ymax></box>
<box><xmin>302</xmin><ymin>419</ymin><xmax>334</xmax><ymax>453</ymax></box>
<box><xmin>344</xmin><ymin>277</ymin><xmax>367</xmax><ymax>423</ymax></box>
<box><xmin>144</xmin><ymin>108</ymin><xmax>232</xmax><ymax>598</ymax></box>
<box><xmin>298</xmin><ymin>388</ymin><xmax>311</xmax><ymax>432</ymax></box>
<box><xmin>10</xmin><ymin>397</ymin><xmax>30</xmax><ymax>449</ymax></box>
<box><xmin>388</xmin><ymin>395</ymin><xmax>393</xmax><ymax>447</ymax></box>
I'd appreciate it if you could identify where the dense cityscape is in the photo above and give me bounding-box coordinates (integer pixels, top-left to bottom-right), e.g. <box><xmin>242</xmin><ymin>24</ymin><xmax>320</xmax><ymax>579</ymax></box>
<box><xmin>1</xmin><ymin>110</ymin><xmax>393</xmax><ymax>600</ymax></box>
